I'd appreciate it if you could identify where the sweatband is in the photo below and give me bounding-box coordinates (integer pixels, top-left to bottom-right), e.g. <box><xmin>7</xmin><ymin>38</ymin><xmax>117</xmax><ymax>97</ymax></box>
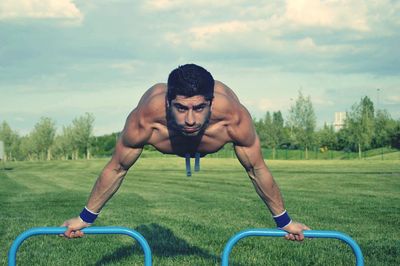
<box><xmin>273</xmin><ymin>210</ymin><xmax>292</xmax><ymax>228</ymax></box>
<box><xmin>79</xmin><ymin>207</ymin><xmax>99</xmax><ymax>224</ymax></box>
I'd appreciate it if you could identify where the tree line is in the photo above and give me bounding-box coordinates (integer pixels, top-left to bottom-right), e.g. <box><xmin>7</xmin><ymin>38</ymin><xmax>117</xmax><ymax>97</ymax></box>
<box><xmin>1</xmin><ymin>94</ymin><xmax>399</xmax><ymax>161</ymax></box>
<box><xmin>254</xmin><ymin>92</ymin><xmax>400</xmax><ymax>159</ymax></box>
<box><xmin>0</xmin><ymin>113</ymin><xmax>96</xmax><ymax>161</ymax></box>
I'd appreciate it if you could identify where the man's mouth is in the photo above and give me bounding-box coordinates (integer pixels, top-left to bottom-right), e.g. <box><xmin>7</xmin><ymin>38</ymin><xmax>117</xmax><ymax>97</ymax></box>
<box><xmin>183</xmin><ymin>127</ymin><xmax>200</xmax><ymax>133</ymax></box>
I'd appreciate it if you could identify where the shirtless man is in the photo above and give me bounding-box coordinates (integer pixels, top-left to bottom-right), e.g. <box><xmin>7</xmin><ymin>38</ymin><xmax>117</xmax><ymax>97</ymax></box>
<box><xmin>62</xmin><ymin>64</ymin><xmax>310</xmax><ymax>241</ymax></box>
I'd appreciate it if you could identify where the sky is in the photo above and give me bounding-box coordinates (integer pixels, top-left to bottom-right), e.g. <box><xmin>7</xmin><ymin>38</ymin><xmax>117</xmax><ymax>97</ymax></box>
<box><xmin>1</xmin><ymin>0</ymin><xmax>399</xmax><ymax>135</ymax></box>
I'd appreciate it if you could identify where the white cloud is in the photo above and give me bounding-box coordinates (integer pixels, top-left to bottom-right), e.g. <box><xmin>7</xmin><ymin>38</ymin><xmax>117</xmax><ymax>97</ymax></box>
<box><xmin>143</xmin><ymin>0</ymin><xmax>239</xmax><ymax>10</ymax></box>
<box><xmin>243</xmin><ymin>97</ymin><xmax>291</xmax><ymax>114</ymax></box>
<box><xmin>0</xmin><ymin>0</ymin><xmax>82</xmax><ymax>21</ymax></box>
<box><xmin>386</xmin><ymin>95</ymin><xmax>400</xmax><ymax>104</ymax></box>
<box><xmin>189</xmin><ymin>20</ymin><xmax>250</xmax><ymax>49</ymax></box>
<box><xmin>294</xmin><ymin>37</ymin><xmax>364</xmax><ymax>55</ymax></box>
<box><xmin>297</xmin><ymin>37</ymin><xmax>317</xmax><ymax>50</ymax></box>
<box><xmin>285</xmin><ymin>0</ymin><xmax>369</xmax><ymax>31</ymax></box>
<box><xmin>157</xmin><ymin>0</ymin><xmax>399</xmax><ymax>58</ymax></box>
<box><xmin>144</xmin><ymin>0</ymin><xmax>175</xmax><ymax>10</ymax></box>
<box><xmin>164</xmin><ymin>32</ymin><xmax>182</xmax><ymax>46</ymax></box>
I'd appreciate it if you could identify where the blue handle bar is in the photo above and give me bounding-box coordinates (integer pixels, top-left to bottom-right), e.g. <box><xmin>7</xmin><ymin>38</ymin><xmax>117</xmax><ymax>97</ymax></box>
<box><xmin>221</xmin><ymin>229</ymin><xmax>364</xmax><ymax>266</ymax></box>
<box><xmin>8</xmin><ymin>226</ymin><xmax>152</xmax><ymax>266</ymax></box>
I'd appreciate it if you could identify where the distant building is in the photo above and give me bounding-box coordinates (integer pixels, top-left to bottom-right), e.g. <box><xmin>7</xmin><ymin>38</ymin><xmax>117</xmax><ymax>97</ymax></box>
<box><xmin>334</xmin><ymin>112</ymin><xmax>346</xmax><ymax>131</ymax></box>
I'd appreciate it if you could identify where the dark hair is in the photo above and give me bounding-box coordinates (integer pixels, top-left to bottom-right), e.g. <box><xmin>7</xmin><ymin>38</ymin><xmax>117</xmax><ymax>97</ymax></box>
<box><xmin>167</xmin><ymin>64</ymin><xmax>215</xmax><ymax>103</ymax></box>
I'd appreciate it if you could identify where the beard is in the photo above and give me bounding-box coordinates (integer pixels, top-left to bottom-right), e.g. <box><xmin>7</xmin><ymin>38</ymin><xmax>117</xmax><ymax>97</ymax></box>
<box><xmin>167</xmin><ymin>108</ymin><xmax>211</xmax><ymax>137</ymax></box>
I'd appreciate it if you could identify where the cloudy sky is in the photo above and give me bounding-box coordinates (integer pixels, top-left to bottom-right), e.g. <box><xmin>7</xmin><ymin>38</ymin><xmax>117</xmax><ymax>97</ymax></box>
<box><xmin>1</xmin><ymin>0</ymin><xmax>399</xmax><ymax>135</ymax></box>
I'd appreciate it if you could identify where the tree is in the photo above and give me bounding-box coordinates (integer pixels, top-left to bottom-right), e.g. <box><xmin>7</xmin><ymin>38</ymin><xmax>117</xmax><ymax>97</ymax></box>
<box><xmin>252</xmin><ymin>117</ymin><xmax>267</xmax><ymax>147</ymax></box>
<box><xmin>0</xmin><ymin>121</ymin><xmax>20</xmax><ymax>161</ymax></box>
<box><xmin>316</xmin><ymin>123</ymin><xmax>337</xmax><ymax>150</ymax></box>
<box><xmin>70</xmin><ymin>113</ymin><xmax>95</xmax><ymax>159</ymax></box>
<box><xmin>19</xmin><ymin>135</ymin><xmax>36</xmax><ymax>161</ymax></box>
<box><xmin>345</xmin><ymin>96</ymin><xmax>375</xmax><ymax>158</ymax></box>
<box><xmin>263</xmin><ymin>111</ymin><xmax>273</xmax><ymax>148</ymax></box>
<box><xmin>269</xmin><ymin>111</ymin><xmax>285</xmax><ymax>159</ymax></box>
<box><xmin>373</xmin><ymin>109</ymin><xmax>395</xmax><ymax>148</ymax></box>
<box><xmin>390</xmin><ymin>120</ymin><xmax>400</xmax><ymax>149</ymax></box>
<box><xmin>52</xmin><ymin>127</ymin><xmax>74</xmax><ymax>160</ymax></box>
<box><xmin>91</xmin><ymin>132</ymin><xmax>119</xmax><ymax>157</ymax></box>
<box><xmin>30</xmin><ymin>117</ymin><xmax>56</xmax><ymax>160</ymax></box>
<box><xmin>288</xmin><ymin>91</ymin><xmax>316</xmax><ymax>159</ymax></box>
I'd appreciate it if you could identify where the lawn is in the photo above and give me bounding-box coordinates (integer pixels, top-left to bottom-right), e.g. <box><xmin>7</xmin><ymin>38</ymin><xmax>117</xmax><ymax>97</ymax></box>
<box><xmin>1</xmin><ymin>158</ymin><xmax>399</xmax><ymax>265</ymax></box>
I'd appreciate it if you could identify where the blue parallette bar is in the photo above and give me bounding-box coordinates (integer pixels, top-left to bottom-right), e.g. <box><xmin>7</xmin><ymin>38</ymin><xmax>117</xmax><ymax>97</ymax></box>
<box><xmin>8</xmin><ymin>226</ymin><xmax>152</xmax><ymax>266</ymax></box>
<box><xmin>221</xmin><ymin>229</ymin><xmax>364</xmax><ymax>266</ymax></box>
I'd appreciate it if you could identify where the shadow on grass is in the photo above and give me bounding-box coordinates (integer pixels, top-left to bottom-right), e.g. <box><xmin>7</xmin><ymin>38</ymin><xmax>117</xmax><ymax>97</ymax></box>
<box><xmin>94</xmin><ymin>223</ymin><xmax>222</xmax><ymax>265</ymax></box>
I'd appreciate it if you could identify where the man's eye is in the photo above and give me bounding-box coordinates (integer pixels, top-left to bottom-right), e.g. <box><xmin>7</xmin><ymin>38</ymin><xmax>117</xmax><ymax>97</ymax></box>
<box><xmin>194</xmin><ymin>107</ymin><xmax>204</xmax><ymax>112</ymax></box>
<box><xmin>177</xmin><ymin>107</ymin><xmax>186</xmax><ymax>112</ymax></box>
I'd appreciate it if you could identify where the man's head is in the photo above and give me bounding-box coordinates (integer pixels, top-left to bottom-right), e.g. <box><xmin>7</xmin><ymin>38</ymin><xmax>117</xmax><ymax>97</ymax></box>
<box><xmin>167</xmin><ymin>64</ymin><xmax>215</xmax><ymax>136</ymax></box>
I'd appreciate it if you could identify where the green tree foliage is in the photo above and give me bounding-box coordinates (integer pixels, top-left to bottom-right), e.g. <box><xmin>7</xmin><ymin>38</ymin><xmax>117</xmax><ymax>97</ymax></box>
<box><xmin>345</xmin><ymin>96</ymin><xmax>375</xmax><ymax>158</ymax></box>
<box><xmin>30</xmin><ymin>117</ymin><xmax>56</xmax><ymax>160</ymax></box>
<box><xmin>270</xmin><ymin>111</ymin><xmax>285</xmax><ymax>159</ymax></box>
<box><xmin>373</xmin><ymin>109</ymin><xmax>396</xmax><ymax>148</ymax></box>
<box><xmin>262</xmin><ymin>111</ymin><xmax>273</xmax><ymax>147</ymax></box>
<box><xmin>316</xmin><ymin>123</ymin><xmax>337</xmax><ymax>150</ymax></box>
<box><xmin>390</xmin><ymin>120</ymin><xmax>400</xmax><ymax>149</ymax></box>
<box><xmin>91</xmin><ymin>132</ymin><xmax>119</xmax><ymax>157</ymax></box>
<box><xmin>0</xmin><ymin>121</ymin><xmax>20</xmax><ymax>161</ymax></box>
<box><xmin>52</xmin><ymin>126</ymin><xmax>74</xmax><ymax>160</ymax></box>
<box><xmin>254</xmin><ymin>111</ymin><xmax>287</xmax><ymax>159</ymax></box>
<box><xmin>69</xmin><ymin>113</ymin><xmax>95</xmax><ymax>159</ymax></box>
<box><xmin>288</xmin><ymin>91</ymin><xmax>316</xmax><ymax>159</ymax></box>
<box><xmin>19</xmin><ymin>135</ymin><xmax>36</xmax><ymax>161</ymax></box>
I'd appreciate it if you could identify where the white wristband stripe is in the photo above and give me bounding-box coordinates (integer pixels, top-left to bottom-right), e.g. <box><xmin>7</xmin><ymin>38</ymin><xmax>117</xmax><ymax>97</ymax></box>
<box><xmin>85</xmin><ymin>206</ymin><xmax>100</xmax><ymax>215</ymax></box>
<box><xmin>273</xmin><ymin>209</ymin><xmax>287</xmax><ymax>218</ymax></box>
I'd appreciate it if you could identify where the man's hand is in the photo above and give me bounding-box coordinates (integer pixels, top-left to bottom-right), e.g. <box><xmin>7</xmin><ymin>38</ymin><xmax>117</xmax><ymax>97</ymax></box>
<box><xmin>61</xmin><ymin>217</ymin><xmax>90</xmax><ymax>238</ymax></box>
<box><xmin>282</xmin><ymin>221</ymin><xmax>310</xmax><ymax>241</ymax></box>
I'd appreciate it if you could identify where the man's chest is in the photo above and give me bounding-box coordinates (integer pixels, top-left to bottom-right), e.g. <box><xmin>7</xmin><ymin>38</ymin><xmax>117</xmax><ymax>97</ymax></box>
<box><xmin>148</xmin><ymin>123</ymin><xmax>232</xmax><ymax>156</ymax></box>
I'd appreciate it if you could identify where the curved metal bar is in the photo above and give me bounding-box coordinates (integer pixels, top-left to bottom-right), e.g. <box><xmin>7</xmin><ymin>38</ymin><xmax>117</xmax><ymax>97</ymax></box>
<box><xmin>221</xmin><ymin>229</ymin><xmax>364</xmax><ymax>266</ymax></box>
<box><xmin>8</xmin><ymin>226</ymin><xmax>152</xmax><ymax>266</ymax></box>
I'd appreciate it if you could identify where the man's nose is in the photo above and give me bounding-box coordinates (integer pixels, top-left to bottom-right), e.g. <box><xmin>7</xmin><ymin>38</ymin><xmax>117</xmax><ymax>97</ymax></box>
<box><xmin>185</xmin><ymin>110</ymin><xmax>196</xmax><ymax>126</ymax></box>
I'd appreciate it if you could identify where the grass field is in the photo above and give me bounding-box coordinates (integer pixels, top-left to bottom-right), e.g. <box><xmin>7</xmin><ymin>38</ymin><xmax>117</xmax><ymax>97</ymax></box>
<box><xmin>1</xmin><ymin>157</ymin><xmax>399</xmax><ymax>265</ymax></box>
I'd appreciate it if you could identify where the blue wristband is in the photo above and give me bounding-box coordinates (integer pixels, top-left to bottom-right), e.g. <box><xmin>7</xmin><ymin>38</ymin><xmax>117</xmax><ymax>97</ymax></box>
<box><xmin>273</xmin><ymin>210</ymin><xmax>292</xmax><ymax>228</ymax></box>
<box><xmin>79</xmin><ymin>207</ymin><xmax>99</xmax><ymax>224</ymax></box>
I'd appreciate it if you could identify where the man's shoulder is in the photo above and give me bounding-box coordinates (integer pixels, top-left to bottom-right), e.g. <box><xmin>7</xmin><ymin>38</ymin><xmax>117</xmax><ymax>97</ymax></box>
<box><xmin>214</xmin><ymin>81</ymin><xmax>239</xmax><ymax>99</ymax></box>
<box><xmin>139</xmin><ymin>83</ymin><xmax>167</xmax><ymax>105</ymax></box>
<box><xmin>121</xmin><ymin>84</ymin><xmax>167</xmax><ymax>147</ymax></box>
<box><xmin>136</xmin><ymin>83</ymin><xmax>167</xmax><ymax>118</ymax></box>
<box><xmin>212</xmin><ymin>81</ymin><xmax>244</xmax><ymax>122</ymax></box>
<box><xmin>212</xmin><ymin>81</ymin><xmax>256</xmax><ymax>147</ymax></box>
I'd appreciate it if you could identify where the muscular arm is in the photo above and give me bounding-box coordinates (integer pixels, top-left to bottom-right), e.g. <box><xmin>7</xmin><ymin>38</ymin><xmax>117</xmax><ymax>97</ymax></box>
<box><xmin>85</xmin><ymin>137</ymin><xmax>143</xmax><ymax>213</ymax></box>
<box><xmin>230</xmin><ymin>103</ymin><xmax>309</xmax><ymax>240</ymax></box>
<box><xmin>63</xmin><ymin>91</ymin><xmax>155</xmax><ymax>237</ymax></box>
<box><xmin>234</xmin><ymin>136</ymin><xmax>286</xmax><ymax>216</ymax></box>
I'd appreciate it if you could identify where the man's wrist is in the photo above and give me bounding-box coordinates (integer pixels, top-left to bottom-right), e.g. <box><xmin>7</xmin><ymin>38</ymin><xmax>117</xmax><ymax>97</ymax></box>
<box><xmin>79</xmin><ymin>206</ymin><xmax>99</xmax><ymax>224</ymax></box>
<box><xmin>273</xmin><ymin>210</ymin><xmax>292</xmax><ymax>228</ymax></box>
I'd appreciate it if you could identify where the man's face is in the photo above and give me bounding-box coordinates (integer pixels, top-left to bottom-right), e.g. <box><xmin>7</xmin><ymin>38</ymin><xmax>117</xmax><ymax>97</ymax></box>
<box><xmin>168</xmin><ymin>95</ymin><xmax>212</xmax><ymax>136</ymax></box>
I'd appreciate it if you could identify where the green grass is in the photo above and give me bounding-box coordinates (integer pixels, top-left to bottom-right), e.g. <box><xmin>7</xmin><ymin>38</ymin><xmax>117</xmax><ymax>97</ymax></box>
<box><xmin>1</xmin><ymin>158</ymin><xmax>399</xmax><ymax>265</ymax></box>
<box><xmin>144</xmin><ymin>146</ymin><xmax>400</xmax><ymax>160</ymax></box>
